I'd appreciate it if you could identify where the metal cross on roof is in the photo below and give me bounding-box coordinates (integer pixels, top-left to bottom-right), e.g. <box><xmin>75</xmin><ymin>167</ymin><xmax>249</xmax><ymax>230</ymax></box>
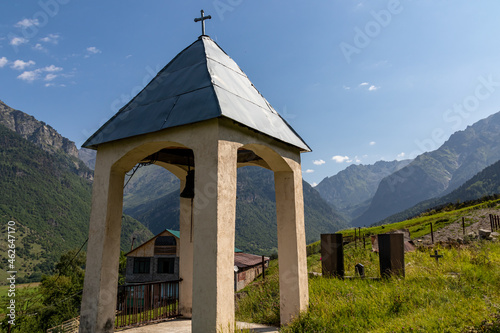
<box><xmin>194</xmin><ymin>9</ymin><xmax>211</xmax><ymax>36</ymax></box>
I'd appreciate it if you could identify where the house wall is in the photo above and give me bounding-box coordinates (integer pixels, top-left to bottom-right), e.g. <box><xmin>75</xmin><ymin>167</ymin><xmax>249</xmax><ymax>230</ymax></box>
<box><xmin>235</xmin><ymin>264</ymin><xmax>267</xmax><ymax>291</ymax></box>
<box><xmin>125</xmin><ymin>255</ymin><xmax>179</xmax><ymax>284</ymax></box>
<box><xmin>127</xmin><ymin>231</ymin><xmax>181</xmax><ymax>258</ymax></box>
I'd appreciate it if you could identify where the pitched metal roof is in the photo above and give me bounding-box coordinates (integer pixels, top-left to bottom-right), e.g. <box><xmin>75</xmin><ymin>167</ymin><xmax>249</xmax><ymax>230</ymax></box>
<box><xmin>234</xmin><ymin>252</ymin><xmax>270</xmax><ymax>269</ymax></box>
<box><xmin>82</xmin><ymin>36</ymin><xmax>310</xmax><ymax>152</ymax></box>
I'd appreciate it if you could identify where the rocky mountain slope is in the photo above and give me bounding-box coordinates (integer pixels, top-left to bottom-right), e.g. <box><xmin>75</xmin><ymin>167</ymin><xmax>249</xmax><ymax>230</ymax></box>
<box><xmin>0</xmin><ymin>101</ymin><xmax>153</xmax><ymax>282</ymax></box>
<box><xmin>315</xmin><ymin>160</ymin><xmax>411</xmax><ymax>220</ymax></box>
<box><xmin>378</xmin><ymin>159</ymin><xmax>500</xmax><ymax>225</ymax></box>
<box><xmin>0</xmin><ymin>100</ymin><xmax>78</xmax><ymax>158</ymax></box>
<box><xmin>353</xmin><ymin>111</ymin><xmax>500</xmax><ymax>227</ymax></box>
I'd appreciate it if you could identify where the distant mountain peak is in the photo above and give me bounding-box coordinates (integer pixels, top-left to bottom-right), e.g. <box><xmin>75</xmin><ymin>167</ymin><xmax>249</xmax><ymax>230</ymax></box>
<box><xmin>315</xmin><ymin>159</ymin><xmax>412</xmax><ymax>219</ymax></box>
<box><xmin>0</xmin><ymin>100</ymin><xmax>78</xmax><ymax>158</ymax></box>
<box><xmin>353</xmin><ymin>110</ymin><xmax>500</xmax><ymax>227</ymax></box>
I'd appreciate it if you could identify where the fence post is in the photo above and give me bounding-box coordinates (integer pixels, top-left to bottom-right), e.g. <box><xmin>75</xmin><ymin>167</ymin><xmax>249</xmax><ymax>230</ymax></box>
<box><xmin>462</xmin><ymin>217</ymin><xmax>466</xmax><ymax>236</ymax></box>
<box><xmin>262</xmin><ymin>255</ymin><xmax>266</xmax><ymax>280</ymax></box>
<box><xmin>430</xmin><ymin>222</ymin><xmax>434</xmax><ymax>244</ymax></box>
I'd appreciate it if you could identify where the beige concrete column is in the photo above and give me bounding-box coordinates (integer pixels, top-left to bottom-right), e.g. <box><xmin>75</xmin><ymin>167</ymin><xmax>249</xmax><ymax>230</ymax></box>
<box><xmin>274</xmin><ymin>161</ymin><xmax>309</xmax><ymax>325</ymax></box>
<box><xmin>79</xmin><ymin>150</ymin><xmax>125</xmax><ymax>333</ymax></box>
<box><xmin>179</xmin><ymin>179</ymin><xmax>194</xmax><ymax>318</ymax></box>
<box><xmin>191</xmin><ymin>140</ymin><xmax>239</xmax><ymax>333</ymax></box>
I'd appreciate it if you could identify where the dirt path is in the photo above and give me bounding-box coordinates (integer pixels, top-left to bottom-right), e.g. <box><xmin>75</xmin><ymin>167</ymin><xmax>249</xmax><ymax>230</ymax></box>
<box><xmin>414</xmin><ymin>207</ymin><xmax>499</xmax><ymax>245</ymax></box>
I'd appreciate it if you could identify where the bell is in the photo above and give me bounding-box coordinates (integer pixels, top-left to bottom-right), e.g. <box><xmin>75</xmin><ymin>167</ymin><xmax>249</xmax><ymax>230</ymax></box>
<box><xmin>180</xmin><ymin>170</ymin><xmax>195</xmax><ymax>198</ymax></box>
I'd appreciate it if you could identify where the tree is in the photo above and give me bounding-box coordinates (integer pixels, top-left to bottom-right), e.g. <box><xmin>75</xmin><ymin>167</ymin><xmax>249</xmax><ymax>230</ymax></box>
<box><xmin>1</xmin><ymin>248</ymin><xmax>86</xmax><ymax>332</ymax></box>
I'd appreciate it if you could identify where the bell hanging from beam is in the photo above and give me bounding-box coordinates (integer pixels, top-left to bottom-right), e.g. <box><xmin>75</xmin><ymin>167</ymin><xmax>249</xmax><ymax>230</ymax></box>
<box><xmin>180</xmin><ymin>169</ymin><xmax>195</xmax><ymax>198</ymax></box>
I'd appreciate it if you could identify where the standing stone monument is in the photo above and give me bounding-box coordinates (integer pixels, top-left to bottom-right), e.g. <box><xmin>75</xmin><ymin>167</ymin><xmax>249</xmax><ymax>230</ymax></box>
<box><xmin>378</xmin><ymin>233</ymin><xmax>405</xmax><ymax>278</ymax></box>
<box><xmin>321</xmin><ymin>233</ymin><xmax>344</xmax><ymax>278</ymax></box>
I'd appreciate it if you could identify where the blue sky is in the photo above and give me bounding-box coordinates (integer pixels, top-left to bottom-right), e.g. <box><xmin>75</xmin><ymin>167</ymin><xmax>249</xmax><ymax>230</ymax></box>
<box><xmin>1</xmin><ymin>1</ymin><xmax>500</xmax><ymax>186</ymax></box>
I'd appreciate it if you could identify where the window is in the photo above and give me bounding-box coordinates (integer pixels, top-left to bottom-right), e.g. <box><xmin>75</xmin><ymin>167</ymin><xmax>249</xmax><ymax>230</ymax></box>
<box><xmin>133</xmin><ymin>258</ymin><xmax>150</xmax><ymax>274</ymax></box>
<box><xmin>157</xmin><ymin>258</ymin><xmax>175</xmax><ymax>274</ymax></box>
<box><xmin>154</xmin><ymin>236</ymin><xmax>176</xmax><ymax>255</ymax></box>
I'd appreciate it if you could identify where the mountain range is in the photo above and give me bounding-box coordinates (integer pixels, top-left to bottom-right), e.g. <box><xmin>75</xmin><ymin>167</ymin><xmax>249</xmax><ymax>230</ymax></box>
<box><xmin>0</xmin><ymin>99</ymin><xmax>346</xmax><ymax>267</ymax></box>
<box><xmin>2</xmin><ymin>96</ymin><xmax>500</xmax><ymax>281</ymax></box>
<box><xmin>351</xmin><ymin>111</ymin><xmax>500</xmax><ymax>226</ymax></box>
<box><xmin>377</xmin><ymin>158</ymin><xmax>500</xmax><ymax>225</ymax></box>
<box><xmin>315</xmin><ymin>160</ymin><xmax>412</xmax><ymax>220</ymax></box>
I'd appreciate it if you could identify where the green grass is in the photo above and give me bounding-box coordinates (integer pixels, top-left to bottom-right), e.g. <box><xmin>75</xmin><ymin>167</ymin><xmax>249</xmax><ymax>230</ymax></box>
<box><xmin>236</xmin><ymin>239</ymin><xmax>500</xmax><ymax>332</ymax></box>
<box><xmin>0</xmin><ymin>282</ymin><xmax>39</xmax><ymax>317</ymax></box>
<box><xmin>340</xmin><ymin>198</ymin><xmax>500</xmax><ymax>241</ymax></box>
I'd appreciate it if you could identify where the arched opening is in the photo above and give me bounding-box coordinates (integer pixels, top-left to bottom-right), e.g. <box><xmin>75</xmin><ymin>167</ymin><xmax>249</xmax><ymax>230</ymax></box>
<box><xmin>235</xmin><ymin>143</ymin><xmax>307</xmax><ymax>325</ymax></box>
<box><xmin>108</xmin><ymin>142</ymin><xmax>197</xmax><ymax>324</ymax></box>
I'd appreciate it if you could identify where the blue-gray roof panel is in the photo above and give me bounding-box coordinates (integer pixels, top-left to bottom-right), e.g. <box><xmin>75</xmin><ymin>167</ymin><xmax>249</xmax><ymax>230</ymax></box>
<box><xmin>82</xmin><ymin>36</ymin><xmax>310</xmax><ymax>151</ymax></box>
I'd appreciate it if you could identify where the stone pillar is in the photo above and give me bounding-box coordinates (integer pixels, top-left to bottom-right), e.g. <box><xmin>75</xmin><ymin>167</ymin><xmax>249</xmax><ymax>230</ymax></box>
<box><xmin>378</xmin><ymin>233</ymin><xmax>405</xmax><ymax>278</ymax></box>
<box><xmin>179</xmin><ymin>179</ymin><xmax>194</xmax><ymax>318</ymax></box>
<box><xmin>79</xmin><ymin>151</ymin><xmax>125</xmax><ymax>333</ymax></box>
<box><xmin>321</xmin><ymin>234</ymin><xmax>344</xmax><ymax>278</ymax></box>
<box><xmin>274</xmin><ymin>164</ymin><xmax>309</xmax><ymax>325</ymax></box>
<box><xmin>191</xmin><ymin>140</ymin><xmax>239</xmax><ymax>333</ymax></box>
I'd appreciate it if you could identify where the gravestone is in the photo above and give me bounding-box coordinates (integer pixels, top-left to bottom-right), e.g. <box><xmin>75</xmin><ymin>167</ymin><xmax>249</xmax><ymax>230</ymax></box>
<box><xmin>321</xmin><ymin>234</ymin><xmax>344</xmax><ymax>278</ymax></box>
<box><xmin>378</xmin><ymin>233</ymin><xmax>405</xmax><ymax>278</ymax></box>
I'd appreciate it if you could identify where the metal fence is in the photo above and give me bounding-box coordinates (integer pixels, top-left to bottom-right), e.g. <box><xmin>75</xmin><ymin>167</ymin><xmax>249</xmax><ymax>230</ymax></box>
<box><xmin>490</xmin><ymin>214</ymin><xmax>499</xmax><ymax>232</ymax></box>
<box><xmin>115</xmin><ymin>279</ymin><xmax>181</xmax><ymax>328</ymax></box>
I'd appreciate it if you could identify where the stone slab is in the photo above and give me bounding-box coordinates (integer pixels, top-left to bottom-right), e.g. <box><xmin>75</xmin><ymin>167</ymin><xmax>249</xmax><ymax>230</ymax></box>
<box><xmin>117</xmin><ymin>319</ymin><xmax>279</xmax><ymax>333</ymax></box>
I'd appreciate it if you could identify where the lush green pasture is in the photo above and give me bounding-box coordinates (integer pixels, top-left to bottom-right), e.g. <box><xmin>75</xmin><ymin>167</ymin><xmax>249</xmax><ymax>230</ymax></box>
<box><xmin>236</xmin><ymin>241</ymin><xmax>500</xmax><ymax>332</ymax></box>
<box><xmin>0</xmin><ymin>283</ymin><xmax>39</xmax><ymax>317</ymax></box>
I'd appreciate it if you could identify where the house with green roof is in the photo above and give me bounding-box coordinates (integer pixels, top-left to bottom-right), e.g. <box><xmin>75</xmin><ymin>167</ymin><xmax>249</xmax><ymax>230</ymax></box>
<box><xmin>125</xmin><ymin>229</ymin><xmax>267</xmax><ymax>290</ymax></box>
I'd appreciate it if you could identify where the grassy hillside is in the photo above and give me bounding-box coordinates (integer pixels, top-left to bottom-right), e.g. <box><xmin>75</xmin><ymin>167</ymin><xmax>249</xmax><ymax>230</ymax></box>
<box><xmin>123</xmin><ymin>164</ymin><xmax>179</xmax><ymax>212</ymax></box>
<box><xmin>0</xmin><ymin>124</ymin><xmax>153</xmax><ymax>283</ymax></box>
<box><xmin>236</xmin><ymin>205</ymin><xmax>500</xmax><ymax>332</ymax></box>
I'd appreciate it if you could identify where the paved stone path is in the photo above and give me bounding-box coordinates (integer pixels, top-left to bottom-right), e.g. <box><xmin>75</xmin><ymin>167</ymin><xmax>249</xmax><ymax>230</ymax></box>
<box><xmin>116</xmin><ymin>319</ymin><xmax>279</xmax><ymax>332</ymax></box>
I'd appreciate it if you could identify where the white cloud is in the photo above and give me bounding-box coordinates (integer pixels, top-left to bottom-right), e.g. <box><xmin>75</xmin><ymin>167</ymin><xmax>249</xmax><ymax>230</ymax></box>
<box><xmin>368</xmin><ymin>85</ymin><xmax>379</xmax><ymax>91</ymax></box>
<box><xmin>43</xmin><ymin>65</ymin><xmax>63</xmax><ymax>72</ymax></box>
<box><xmin>17</xmin><ymin>71</ymin><xmax>38</xmax><ymax>82</ymax></box>
<box><xmin>125</xmin><ymin>54</ymin><xmax>133</xmax><ymax>59</ymax></box>
<box><xmin>33</xmin><ymin>43</ymin><xmax>45</xmax><ymax>51</ymax></box>
<box><xmin>305</xmin><ymin>169</ymin><xmax>314</xmax><ymax>174</ymax></box>
<box><xmin>343</xmin><ymin>85</ymin><xmax>351</xmax><ymax>90</ymax></box>
<box><xmin>10</xmin><ymin>37</ymin><xmax>28</xmax><ymax>46</ymax></box>
<box><xmin>332</xmin><ymin>155</ymin><xmax>351</xmax><ymax>163</ymax></box>
<box><xmin>0</xmin><ymin>57</ymin><xmax>7</xmax><ymax>68</ymax></box>
<box><xmin>311</xmin><ymin>182</ymin><xmax>318</xmax><ymax>187</ymax></box>
<box><xmin>397</xmin><ymin>152</ymin><xmax>406</xmax><ymax>160</ymax></box>
<box><xmin>44</xmin><ymin>73</ymin><xmax>57</xmax><ymax>81</ymax></box>
<box><xmin>11</xmin><ymin>59</ymin><xmax>36</xmax><ymax>70</ymax></box>
<box><xmin>313</xmin><ymin>159</ymin><xmax>326</xmax><ymax>166</ymax></box>
<box><xmin>369</xmin><ymin>141</ymin><xmax>376</xmax><ymax>146</ymax></box>
<box><xmin>359</xmin><ymin>82</ymin><xmax>369</xmax><ymax>86</ymax></box>
<box><xmin>15</xmin><ymin>18</ymin><xmax>40</xmax><ymax>28</ymax></box>
<box><xmin>86</xmin><ymin>46</ymin><xmax>101</xmax><ymax>54</ymax></box>
<box><xmin>16</xmin><ymin>64</ymin><xmax>63</xmax><ymax>83</ymax></box>
<box><xmin>40</xmin><ymin>34</ymin><xmax>60</xmax><ymax>44</ymax></box>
